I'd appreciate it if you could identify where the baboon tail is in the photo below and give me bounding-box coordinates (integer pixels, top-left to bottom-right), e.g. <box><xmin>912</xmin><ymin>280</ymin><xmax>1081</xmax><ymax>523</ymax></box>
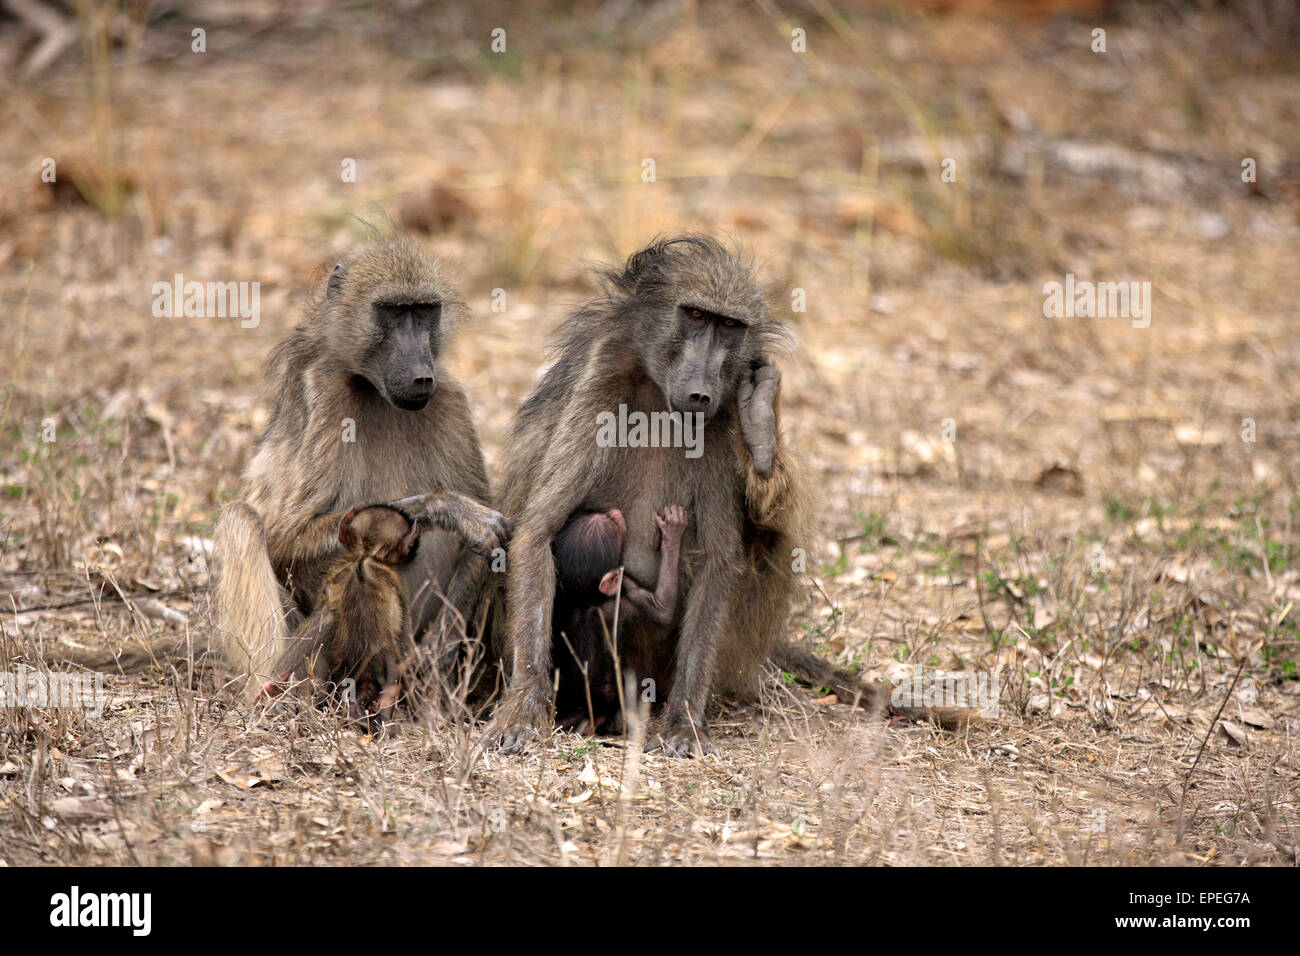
<box><xmin>771</xmin><ymin>642</ymin><xmax>887</xmax><ymax>714</ymax></box>
<box><xmin>772</xmin><ymin>644</ymin><xmax>986</xmax><ymax>729</ymax></box>
<box><xmin>213</xmin><ymin>502</ymin><xmax>290</xmax><ymax>698</ymax></box>
<box><xmin>45</xmin><ymin>635</ymin><xmax>197</xmax><ymax>674</ymax></box>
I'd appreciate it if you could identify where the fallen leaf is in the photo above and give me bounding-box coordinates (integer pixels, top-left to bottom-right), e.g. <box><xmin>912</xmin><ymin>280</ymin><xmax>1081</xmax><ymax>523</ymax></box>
<box><xmin>1237</xmin><ymin>708</ymin><xmax>1275</xmax><ymax>730</ymax></box>
<box><xmin>1219</xmin><ymin>720</ymin><xmax>1248</xmax><ymax>748</ymax></box>
<box><xmin>215</xmin><ymin>769</ymin><xmax>271</xmax><ymax>789</ymax></box>
<box><xmin>51</xmin><ymin>797</ymin><xmax>112</xmax><ymax>822</ymax></box>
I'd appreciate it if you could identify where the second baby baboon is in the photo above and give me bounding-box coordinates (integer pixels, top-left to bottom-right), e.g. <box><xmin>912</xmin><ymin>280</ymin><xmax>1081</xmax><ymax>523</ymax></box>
<box><xmin>257</xmin><ymin>504</ymin><xmax>419</xmax><ymax>726</ymax></box>
<box><xmin>214</xmin><ymin>235</ymin><xmax>508</xmax><ymax>708</ymax></box>
<box><xmin>492</xmin><ymin>235</ymin><xmax>872</xmax><ymax>757</ymax></box>
<box><xmin>551</xmin><ymin>505</ymin><xmax>687</xmax><ymax>734</ymax></box>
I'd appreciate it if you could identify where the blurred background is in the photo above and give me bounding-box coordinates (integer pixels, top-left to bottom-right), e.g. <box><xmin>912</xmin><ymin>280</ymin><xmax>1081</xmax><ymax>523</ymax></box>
<box><xmin>0</xmin><ymin>1</ymin><xmax>1297</xmax><ymax>864</ymax></box>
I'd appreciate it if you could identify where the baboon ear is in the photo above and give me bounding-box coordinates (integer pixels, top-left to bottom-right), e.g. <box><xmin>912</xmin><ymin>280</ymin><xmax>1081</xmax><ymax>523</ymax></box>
<box><xmin>598</xmin><ymin>569</ymin><xmax>622</xmax><ymax>597</ymax></box>
<box><xmin>327</xmin><ymin>263</ymin><xmax>347</xmax><ymax>298</ymax></box>
<box><xmin>338</xmin><ymin>508</ymin><xmax>359</xmax><ymax>547</ymax></box>
<box><xmin>399</xmin><ymin>520</ymin><xmax>421</xmax><ymax>560</ymax></box>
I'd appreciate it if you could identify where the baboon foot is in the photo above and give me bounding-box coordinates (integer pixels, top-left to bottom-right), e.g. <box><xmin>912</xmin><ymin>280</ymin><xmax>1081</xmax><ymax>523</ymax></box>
<box><xmin>489</xmin><ymin>689</ymin><xmax>550</xmax><ymax>754</ymax></box>
<box><xmin>646</xmin><ymin>712</ymin><xmax>718</xmax><ymax>758</ymax></box>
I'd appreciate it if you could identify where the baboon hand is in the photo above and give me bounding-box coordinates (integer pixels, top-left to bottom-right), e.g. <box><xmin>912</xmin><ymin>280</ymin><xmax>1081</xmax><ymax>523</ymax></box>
<box><xmin>450</xmin><ymin>500</ymin><xmax>510</xmax><ymax>554</ymax></box>
<box><xmin>390</xmin><ymin>491</ymin><xmax>510</xmax><ymax>555</ymax></box>
<box><xmin>645</xmin><ymin>712</ymin><xmax>718</xmax><ymax>758</ymax></box>
<box><xmin>738</xmin><ymin>361</ymin><xmax>780</xmax><ymax>479</ymax></box>
<box><xmin>655</xmin><ymin>505</ymin><xmax>688</xmax><ymax>546</ymax></box>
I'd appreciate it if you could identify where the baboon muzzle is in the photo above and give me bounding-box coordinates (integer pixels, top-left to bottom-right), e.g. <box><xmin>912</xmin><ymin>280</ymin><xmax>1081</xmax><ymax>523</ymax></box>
<box><xmin>390</xmin><ymin>370</ymin><xmax>436</xmax><ymax>410</ymax></box>
<box><xmin>384</xmin><ymin>324</ymin><xmax>437</xmax><ymax>410</ymax></box>
<box><xmin>670</xmin><ymin>373</ymin><xmax>720</xmax><ymax>420</ymax></box>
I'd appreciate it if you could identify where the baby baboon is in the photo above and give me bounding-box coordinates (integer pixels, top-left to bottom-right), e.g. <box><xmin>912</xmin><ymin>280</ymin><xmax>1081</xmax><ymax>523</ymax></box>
<box><xmin>493</xmin><ymin>235</ymin><xmax>845</xmax><ymax>757</ymax></box>
<box><xmin>214</xmin><ymin>235</ymin><xmax>508</xmax><ymax>706</ymax></box>
<box><xmin>257</xmin><ymin>504</ymin><xmax>419</xmax><ymax>726</ymax></box>
<box><xmin>551</xmin><ymin>505</ymin><xmax>687</xmax><ymax>733</ymax></box>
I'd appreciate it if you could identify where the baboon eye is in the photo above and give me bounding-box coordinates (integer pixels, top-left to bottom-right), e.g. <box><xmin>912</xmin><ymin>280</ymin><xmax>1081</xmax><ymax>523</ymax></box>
<box><xmin>722</xmin><ymin>318</ymin><xmax>737</xmax><ymax>328</ymax></box>
<box><xmin>689</xmin><ymin>309</ymin><xmax>704</xmax><ymax>320</ymax></box>
<box><xmin>412</xmin><ymin>304</ymin><xmax>439</xmax><ymax>322</ymax></box>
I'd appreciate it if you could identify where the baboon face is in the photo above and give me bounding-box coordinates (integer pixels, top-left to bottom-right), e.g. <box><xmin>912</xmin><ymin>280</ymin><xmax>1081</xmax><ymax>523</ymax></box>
<box><xmin>622</xmin><ymin>237</ymin><xmax>773</xmax><ymax>422</ymax></box>
<box><xmin>664</xmin><ymin>304</ymin><xmax>754</xmax><ymax>419</ymax></box>
<box><xmin>369</xmin><ymin>300</ymin><xmax>440</xmax><ymax>409</ymax></box>
<box><xmin>326</xmin><ymin>239</ymin><xmax>460</xmax><ymax>412</ymax></box>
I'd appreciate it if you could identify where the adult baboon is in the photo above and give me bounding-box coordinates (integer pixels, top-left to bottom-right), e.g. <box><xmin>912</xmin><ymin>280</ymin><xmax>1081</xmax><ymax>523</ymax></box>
<box><xmin>214</xmin><ymin>236</ymin><xmax>507</xmax><ymax>704</ymax></box>
<box><xmin>492</xmin><ymin>235</ymin><xmax>832</xmax><ymax>757</ymax></box>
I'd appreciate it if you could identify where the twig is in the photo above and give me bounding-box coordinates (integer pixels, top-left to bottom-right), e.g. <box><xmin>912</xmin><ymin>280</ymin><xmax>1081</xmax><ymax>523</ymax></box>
<box><xmin>9</xmin><ymin>585</ymin><xmax>198</xmax><ymax>614</ymax></box>
<box><xmin>1177</xmin><ymin>657</ymin><xmax>1247</xmax><ymax>844</ymax></box>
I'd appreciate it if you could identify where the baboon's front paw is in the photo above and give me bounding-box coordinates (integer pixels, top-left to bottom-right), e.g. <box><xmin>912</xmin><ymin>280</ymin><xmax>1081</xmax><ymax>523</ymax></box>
<box><xmin>646</xmin><ymin>716</ymin><xmax>719</xmax><ymax>758</ymax></box>
<box><xmin>252</xmin><ymin>676</ymin><xmax>284</xmax><ymax>704</ymax></box>
<box><xmin>467</xmin><ymin>505</ymin><xmax>511</xmax><ymax>553</ymax></box>
<box><xmin>738</xmin><ymin>361</ymin><xmax>780</xmax><ymax>479</ymax></box>
<box><xmin>450</xmin><ymin>500</ymin><xmax>510</xmax><ymax>555</ymax></box>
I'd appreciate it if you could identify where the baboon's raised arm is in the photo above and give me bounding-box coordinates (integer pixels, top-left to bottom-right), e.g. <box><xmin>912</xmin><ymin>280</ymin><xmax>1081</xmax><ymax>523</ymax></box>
<box><xmin>617</xmin><ymin>505</ymin><xmax>688</xmax><ymax>626</ymax></box>
<box><xmin>390</xmin><ymin>488</ymin><xmax>509</xmax><ymax>556</ymax></box>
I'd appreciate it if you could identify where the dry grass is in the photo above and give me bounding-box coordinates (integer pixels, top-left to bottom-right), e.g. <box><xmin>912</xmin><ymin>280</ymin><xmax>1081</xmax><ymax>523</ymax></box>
<box><xmin>0</xmin><ymin>1</ymin><xmax>1297</xmax><ymax>866</ymax></box>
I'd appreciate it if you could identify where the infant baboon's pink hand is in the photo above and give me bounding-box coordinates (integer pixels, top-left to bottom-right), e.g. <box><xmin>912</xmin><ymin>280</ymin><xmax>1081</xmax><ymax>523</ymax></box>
<box><xmin>656</xmin><ymin>504</ymin><xmax>688</xmax><ymax>545</ymax></box>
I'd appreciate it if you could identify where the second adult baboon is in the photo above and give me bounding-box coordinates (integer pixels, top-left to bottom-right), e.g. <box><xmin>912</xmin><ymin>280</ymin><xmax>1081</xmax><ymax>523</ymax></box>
<box><xmin>492</xmin><ymin>235</ymin><xmax>854</xmax><ymax>757</ymax></box>
<box><xmin>214</xmin><ymin>236</ymin><xmax>508</xmax><ymax>706</ymax></box>
<box><xmin>256</xmin><ymin>504</ymin><xmax>420</xmax><ymax>726</ymax></box>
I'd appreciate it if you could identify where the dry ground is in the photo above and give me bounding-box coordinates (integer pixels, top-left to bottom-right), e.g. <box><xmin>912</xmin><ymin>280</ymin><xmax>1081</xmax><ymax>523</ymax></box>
<box><xmin>0</xmin><ymin>1</ymin><xmax>1297</xmax><ymax>865</ymax></box>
